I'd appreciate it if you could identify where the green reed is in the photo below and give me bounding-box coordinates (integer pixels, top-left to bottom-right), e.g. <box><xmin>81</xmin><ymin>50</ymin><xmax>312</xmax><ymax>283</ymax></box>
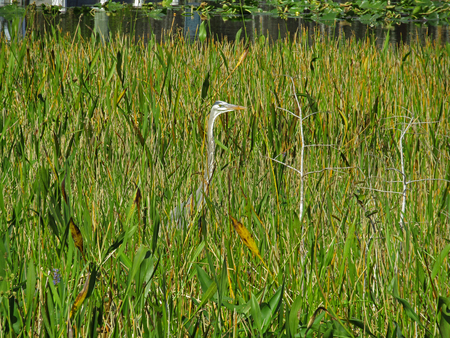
<box><xmin>0</xmin><ymin>23</ymin><xmax>449</xmax><ymax>337</ymax></box>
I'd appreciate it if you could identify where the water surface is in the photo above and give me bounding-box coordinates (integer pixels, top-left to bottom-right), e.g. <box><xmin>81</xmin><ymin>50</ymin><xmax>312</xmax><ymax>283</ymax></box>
<box><xmin>2</xmin><ymin>5</ymin><xmax>450</xmax><ymax>46</ymax></box>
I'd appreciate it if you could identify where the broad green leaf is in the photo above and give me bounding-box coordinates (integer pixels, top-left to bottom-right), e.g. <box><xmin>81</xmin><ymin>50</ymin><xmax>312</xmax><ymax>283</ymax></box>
<box><xmin>382</xmin><ymin>30</ymin><xmax>390</xmax><ymax>54</ymax></box>
<box><xmin>438</xmin><ymin>297</ymin><xmax>450</xmax><ymax>338</ymax></box>
<box><xmin>349</xmin><ymin>318</ymin><xmax>376</xmax><ymax>337</ymax></box>
<box><xmin>393</xmin><ymin>295</ymin><xmax>423</xmax><ymax>327</ymax></box>
<box><xmin>103</xmin><ymin>231</ymin><xmax>126</xmax><ymax>263</ymax></box>
<box><xmin>42</xmin><ymin>292</ymin><xmax>54</xmax><ymax>338</ymax></box>
<box><xmin>235</xmin><ymin>28</ymin><xmax>242</xmax><ymax>43</ymax></box>
<box><xmin>323</xmin><ymin>325</ymin><xmax>334</xmax><ymax>338</ymax></box>
<box><xmin>215</xmin><ymin>137</ymin><xmax>232</xmax><ymax>155</ymax></box>
<box><xmin>289</xmin><ymin>294</ymin><xmax>303</xmax><ymax>335</ymax></box>
<box><xmin>201</xmin><ymin>72</ymin><xmax>210</xmax><ymax>100</ymax></box>
<box><xmin>106</xmin><ymin>61</ymin><xmax>116</xmax><ymax>83</ymax></box>
<box><xmin>25</xmin><ymin>261</ymin><xmax>36</xmax><ymax>313</ymax></box>
<box><xmin>261</xmin><ymin>283</ymin><xmax>284</xmax><ymax>333</ymax></box>
<box><xmin>196</xmin><ymin>264</ymin><xmax>214</xmax><ymax>293</ymax></box>
<box><xmin>88</xmin><ymin>48</ymin><xmax>101</xmax><ymax>74</ymax></box>
<box><xmin>431</xmin><ymin>243</ymin><xmax>450</xmax><ymax>279</ymax></box>
<box><xmin>116</xmin><ymin>50</ymin><xmax>122</xmax><ymax>82</ymax></box>
<box><xmin>392</xmin><ymin>321</ymin><xmax>405</xmax><ymax>338</ymax></box>
<box><xmin>0</xmin><ymin>180</ymin><xmax>6</xmax><ymax>223</ymax></box>
<box><xmin>142</xmin><ymin>255</ymin><xmax>160</xmax><ymax>298</ymax></box>
<box><xmin>191</xmin><ymin>242</ymin><xmax>205</xmax><ymax>266</ymax></box>
<box><xmin>126</xmin><ymin>246</ymin><xmax>147</xmax><ymax>290</ymax></box>
<box><xmin>250</xmin><ymin>292</ymin><xmax>263</xmax><ymax>333</ymax></box>
<box><xmin>331</xmin><ymin>319</ymin><xmax>353</xmax><ymax>337</ymax></box>
<box><xmin>198</xmin><ymin>21</ymin><xmax>206</xmax><ymax>43</ymax></box>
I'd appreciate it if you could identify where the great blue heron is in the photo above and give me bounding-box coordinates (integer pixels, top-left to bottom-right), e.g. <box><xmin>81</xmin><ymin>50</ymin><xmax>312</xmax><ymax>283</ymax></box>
<box><xmin>170</xmin><ymin>100</ymin><xmax>246</xmax><ymax>227</ymax></box>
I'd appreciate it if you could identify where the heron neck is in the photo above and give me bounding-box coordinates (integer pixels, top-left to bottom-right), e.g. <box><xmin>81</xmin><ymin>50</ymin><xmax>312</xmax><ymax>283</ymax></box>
<box><xmin>205</xmin><ymin>114</ymin><xmax>217</xmax><ymax>186</ymax></box>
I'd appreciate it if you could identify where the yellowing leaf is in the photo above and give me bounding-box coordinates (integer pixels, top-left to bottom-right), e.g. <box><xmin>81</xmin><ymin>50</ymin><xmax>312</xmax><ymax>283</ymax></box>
<box><xmin>70</xmin><ymin>273</ymin><xmax>90</xmax><ymax>318</ymax></box>
<box><xmin>69</xmin><ymin>218</ymin><xmax>85</xmax><ymax>261</ymax></box>
<box><xmin>117</xmin><ymin>88</ymin><xmax>127</xmax><ymax>105</ymax></box>
<box><xmin>230</xmin><ymin>216</ymin><xmax>265</xmax><ymax>265</ymax></box>
<box><xmin>234</xmin><ymin>47</ymin><xmax>249</xmax><ymax>71</ymax></box>
<box><xmin>219</xmin><ymin>46</ymin><xmax>249</xmax><ymax>91</ymax></box>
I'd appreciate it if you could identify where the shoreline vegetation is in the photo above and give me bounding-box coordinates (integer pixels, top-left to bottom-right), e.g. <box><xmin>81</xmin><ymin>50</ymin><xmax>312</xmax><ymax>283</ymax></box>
<box><xmin>0</xmin><ymin>24</ymin><xmax>450</xmax><ymax>336</ymax></box>
<box><xmin>1</xmin><ymin>0</ymin><xmax>450</xmax><ymax>27</ymax></box>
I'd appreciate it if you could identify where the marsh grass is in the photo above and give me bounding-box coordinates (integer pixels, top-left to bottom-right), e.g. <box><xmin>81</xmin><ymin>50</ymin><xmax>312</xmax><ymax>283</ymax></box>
<box><xmin>0</xmin><ymin>22</ymin><xmax>449</xmax><ymax>337</ymax></box>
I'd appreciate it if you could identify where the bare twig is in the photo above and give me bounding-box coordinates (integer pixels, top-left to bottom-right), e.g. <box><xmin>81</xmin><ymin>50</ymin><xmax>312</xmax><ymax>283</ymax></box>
<box><xmin>407</xmin><ymin>178</ymin><xmax>450</xmax><ymax>184</ymax></box>
<box><xmin>291</xmin><ymin>77</ymin><xmax>306</xmax><ymax>222</ymax></box>
<box><xmin>304</xmin><ymin>144</ymin><xmax>336</xmax><ymax>148</ymax></box>
<box><xmin>358</xmin><ymin>187</ymin><xmax>404</xmax><ymax>194</ymax></box>
<box><xmin>269</xmin><ymin>157</ymin><xmax>302</xmax><ymax>176</ymax></box>
<box><xmin>276</xmin><ymin>107</ymin><xmax>301</xmax><ymax>120</ymax></box>
<box><xmin>303</xmin><ymin>167</ymin><xmax>354</xmax><ymax>177</ymax></box>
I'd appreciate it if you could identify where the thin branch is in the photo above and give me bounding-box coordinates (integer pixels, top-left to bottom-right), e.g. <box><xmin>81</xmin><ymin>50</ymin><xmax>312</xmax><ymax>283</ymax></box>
<box><xmin>304</xmin><ymin>144</ymin><xmax>336</xmax><ymax>148</ymax></box>
<box><xmin>290</xmin><ymin>77</ymin><xmax>305</xmax><ymax>223</ymax></box>
<box><xmin>382</xmin><ymin>115</ymin><xmax>415</xmax><ymax>121</ymax></box>
<box><xmin>276</xmin><ymin>107</ymin><xmax>301</xmax><ymax>120</ymax></box>
<box><xmin>302</xmin><ymin>111</ymin><xmax>331</xmax><ymax>121</ymax></box>
<box><xmin>269</xmin><ymin>157</ymin><xmax>302</xmax><ymax>176</ymax></box>
<box><xmin>359</xmin><ymin>187</ymin><xmax>404</xmax><ymax>194</ymax></box>
<box><xmin>407</xmin><ymin>178</ymin><xmax>450</xmax><ymax>184</ymax></box>
<box><xmin>401</xmin><ymin>121</ymin><xmax>439</xmax><ymax>125</ymax></box>
<box><xmin>304</xmin><ymin>167</ymin><xmax>354</xmax><ymax>177</ymax></box>
<box><xmin>386</xmin><ymin>167</ymin><xmax>406</xmax><ymax>177</ymax></box>
<box><xmin>272</xmin><ymin>152</ymin><xmax>287</xmax><ymax>160</ymax></box>
<box><xmin>398</xmin><ymin>113</ymin><xmax>416</xmax><ymax>229</ymax></box>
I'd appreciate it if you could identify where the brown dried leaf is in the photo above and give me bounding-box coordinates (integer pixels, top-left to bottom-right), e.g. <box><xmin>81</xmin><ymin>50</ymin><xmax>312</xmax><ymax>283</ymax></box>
<box><xmin>61</xmin><ymin>174</ymin><xmax>67</xmax><ymax>204</ymax></box>
<box><xmin>134</xmin><ymin>187</ymin><xmax>142</xmax><ymax>212</ymax></box>
<box><xmin>69</xmin><ymin>274</ymin><xmax>90</xmax><ymax>318</ymax></box>
<box><xmin>131</xmin><ymin>119</ymin><xmax>145</xmax><ymax>147</ymax></box>
<box><xmin>69</xmin><ymin>218</ymin><xmax>85</xmax><ymax>260</ymax></box>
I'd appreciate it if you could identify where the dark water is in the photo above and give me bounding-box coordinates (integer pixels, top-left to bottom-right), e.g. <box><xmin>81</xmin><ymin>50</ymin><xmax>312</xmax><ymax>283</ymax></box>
<box><xmin>2</xmin><ymin>5</ymin><xmax>450</xmax><ymax>46</ymax></box>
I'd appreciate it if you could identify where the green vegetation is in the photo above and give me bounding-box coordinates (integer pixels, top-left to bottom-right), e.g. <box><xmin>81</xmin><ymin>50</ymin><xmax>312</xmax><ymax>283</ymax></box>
<box><xmin>3</xmin><ymin>0</ymin><xmax>450</xmax><ymax>27</ymax></box>
<box><xmin>0</xmin><ymin>24</ymin><xmax>450</xmax><ymax>337</ymax></box>
<box><xmin>217</xmin><ymin>0</ymin><xmax>450</xmax><ymax>25</ymax></box>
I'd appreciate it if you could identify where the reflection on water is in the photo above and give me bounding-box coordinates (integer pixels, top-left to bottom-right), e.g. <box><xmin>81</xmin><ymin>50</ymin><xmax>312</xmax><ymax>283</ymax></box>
<box><xmin>94</xmin><ymin>8</ymin><xmax>109</xmax><ymax>42</ymax></box>
<box><xmin>0</xmin><ymin>15</ymin><xmax>11</xmax><ymax>40</ymax></box>
<box><xmin>2</xmin><ymin>6</ymin><xmax>450</xmax><ymax>46</ymax></box>
<box><xmin>0</xmin><ymin>13</ymin><xmax>26</xmax><ymax>41</ymax></box>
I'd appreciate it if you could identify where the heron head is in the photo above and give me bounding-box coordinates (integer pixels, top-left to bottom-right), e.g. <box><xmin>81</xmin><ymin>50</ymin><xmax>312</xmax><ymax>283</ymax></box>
<box><xmin>210</xmin><ymin>100</ymin><xmax>246</xmax><ymax>119</ymax></box>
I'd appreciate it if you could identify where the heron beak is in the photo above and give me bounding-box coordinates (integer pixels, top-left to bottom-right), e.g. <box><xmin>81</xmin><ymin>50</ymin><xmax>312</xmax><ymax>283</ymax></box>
<box><xmin>226</xmin><ymin>103</ymin><xmax>246</xmax><ymax>111</ymax></box>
